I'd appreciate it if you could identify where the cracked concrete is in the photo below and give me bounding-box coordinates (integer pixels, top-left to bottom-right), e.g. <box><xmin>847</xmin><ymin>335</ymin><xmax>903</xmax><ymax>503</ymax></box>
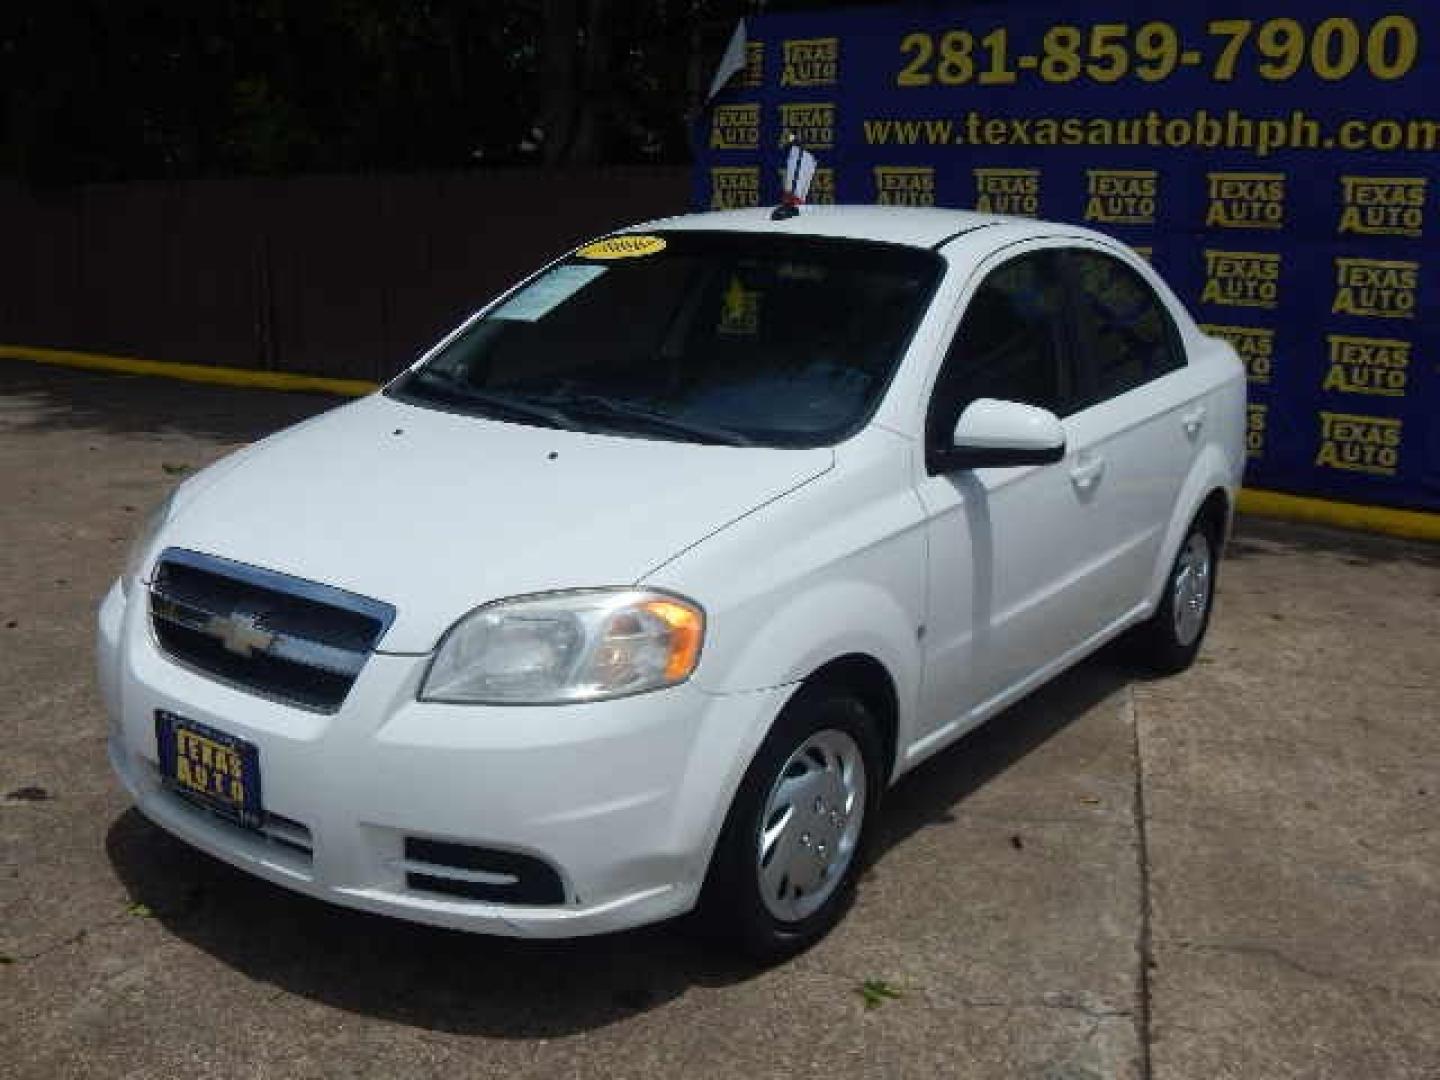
<box><xmin>1173</xmin><ymin>941</ymin><xmax>1440</xmax><ymax>1012</ymax></box>
<box><xmin>2</xmin><ymin>363</ymin><xmax>1438</xmax><ymax>1078</ymax></box>
<box><xmin>1138</xmin><ymin>520</ymin><xmax>1440</xmax><ymax>1080</ymax></box>
<box><xmin>1127</xmin><ymin>685</ymin><xmax>1156</xmax><ymax>1080</ymax></box>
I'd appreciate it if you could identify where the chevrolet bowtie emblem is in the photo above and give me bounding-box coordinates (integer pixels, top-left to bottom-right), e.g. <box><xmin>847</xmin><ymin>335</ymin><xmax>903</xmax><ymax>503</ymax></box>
<box><xmin>206</xmin><ymin>612</ymin><xmax>276</xmax><ymax>658</ymax></box>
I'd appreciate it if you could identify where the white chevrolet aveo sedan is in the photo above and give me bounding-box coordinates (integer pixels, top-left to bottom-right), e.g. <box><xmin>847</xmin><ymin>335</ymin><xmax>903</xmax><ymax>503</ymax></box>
<box><xmin>100</xmin><ymin>206</ymin><xmax>1245</xmax><ymax>958</ymax></box>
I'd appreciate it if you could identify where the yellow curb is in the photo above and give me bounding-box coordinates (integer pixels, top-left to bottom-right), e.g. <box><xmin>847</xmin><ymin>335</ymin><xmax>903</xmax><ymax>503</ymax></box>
<box><xmin>0</xmin><ymin>344</ymin><xmax>377</xmax><ymax>398</ymax></box>
<box><xmin>2</xmin><ymin>342</ymin><xmax>1436</xmax><ymax>543</ymax></box>
<box><xmin>1238</xmin><ymin>488</ymin><xmax>1440</xmax><ymax>543</ymax></box>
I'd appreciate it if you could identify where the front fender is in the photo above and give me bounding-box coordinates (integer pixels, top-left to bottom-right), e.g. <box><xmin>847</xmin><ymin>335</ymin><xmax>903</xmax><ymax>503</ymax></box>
<box><xmin>644</xmin><ymin>429</ymin><xmax>928</xmax><ymax>780</ymax></box>
<box><xmin>706</xmin><ymin>578</ymin><xmax>922</xmax><ymax>707</ymax></box>
<box><xmin>667</xmin><ymin>578</ymin><xmax>924</xmax><ymax>878</ymax></box>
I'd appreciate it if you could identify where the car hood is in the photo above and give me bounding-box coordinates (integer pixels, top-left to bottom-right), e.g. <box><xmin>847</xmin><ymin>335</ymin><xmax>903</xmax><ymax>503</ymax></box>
<box><xmin>158</xmin><ymin>394</ymin><xmax>833</xmax><ymax>652</ymax></box>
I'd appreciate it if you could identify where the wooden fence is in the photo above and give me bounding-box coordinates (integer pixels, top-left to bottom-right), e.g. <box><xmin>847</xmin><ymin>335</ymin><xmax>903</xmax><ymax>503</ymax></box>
<box><xmin>0</xmin><ymin>168</ymin><xmax>691</xmax><ymax>381</ymax></box>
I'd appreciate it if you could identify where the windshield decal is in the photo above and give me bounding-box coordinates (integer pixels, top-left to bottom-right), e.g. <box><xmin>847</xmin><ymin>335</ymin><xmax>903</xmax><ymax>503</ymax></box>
<box><xmin>718</xmin><ymin>275</ymin><xmax>761</xmax><ymax>336</ymax></box>
<box><xmin>490</xmin><ymin>264</ymin><xmax>607</xmax><ymax>322</ymax></box>
<box><xmin>575</xmin><ymin>234</ymin><xmax>668</xmax><ymax>260</ymax></box>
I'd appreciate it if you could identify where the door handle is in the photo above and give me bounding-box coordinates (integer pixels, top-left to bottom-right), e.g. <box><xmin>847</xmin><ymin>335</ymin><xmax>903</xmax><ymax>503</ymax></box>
<box><xmin>1070</xmin><ymin>456</ymin><xmax>1106</xmax><ymax>490</ymax></box>
<box><xmin>1182</xmin><ymin>406</ymin><xmax>1207</xmax><ymax>438</ymax></box>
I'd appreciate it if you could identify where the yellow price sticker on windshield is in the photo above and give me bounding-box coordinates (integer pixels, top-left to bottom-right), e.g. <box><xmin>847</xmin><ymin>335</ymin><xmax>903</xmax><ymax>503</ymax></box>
<box><xmin>576</xmin><ymin>234</ymin><xmax>668</xmax><ymax>260</ymax></box>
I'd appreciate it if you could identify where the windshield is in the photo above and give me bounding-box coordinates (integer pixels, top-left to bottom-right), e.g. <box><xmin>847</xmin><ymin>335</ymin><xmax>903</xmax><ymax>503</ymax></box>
<box><xmin>387</xmin><ymin>231</ymin><xmax>942</xmax><ymax>448</ymax></box>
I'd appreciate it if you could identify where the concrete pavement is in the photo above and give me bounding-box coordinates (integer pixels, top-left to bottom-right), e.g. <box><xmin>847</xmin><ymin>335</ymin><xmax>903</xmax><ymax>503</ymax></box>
<box><xmin>1</xmin><ymin>363</ymin><xmax>1436</xmax><ymax>1078</ymax></box>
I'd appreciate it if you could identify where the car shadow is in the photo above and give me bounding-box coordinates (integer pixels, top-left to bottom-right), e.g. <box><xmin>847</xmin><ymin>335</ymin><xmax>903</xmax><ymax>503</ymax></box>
<box><xmin>876</xmin><ymin>644</ymin><xmax>1133</xmax><ymax>849</ymax></box>
<box><xmin>105</xmin><ymin>647</ymin><xmax>1133</xmax><ymax>1039</ymax></box>
<box><xmin>104</xmin><ymin>807</ymin><xmax>748</xmax><ymax>1038</ymax></box>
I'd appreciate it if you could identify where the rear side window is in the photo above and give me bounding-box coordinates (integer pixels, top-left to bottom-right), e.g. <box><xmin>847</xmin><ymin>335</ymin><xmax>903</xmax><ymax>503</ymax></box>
<box><xmin>1066</xmin><ymin>250</ymin><xmax>1184</xmax><ymax>404</ymax></box>
<box><xmin>926</xmin><ymin>250</ymin><xmax>1075</xmax><ymax>456</ymax></box>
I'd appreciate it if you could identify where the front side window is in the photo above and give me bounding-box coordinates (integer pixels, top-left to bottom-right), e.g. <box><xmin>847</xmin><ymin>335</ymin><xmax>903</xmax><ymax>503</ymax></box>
<box><xmin>1067</xmin><ymin>250</ymin><xmax>1184</xmax><ymax>404</ymax></box>
<box><xmin>388</xmin><ymin>232</ymin><xmax>941</xmax><ymax>448</ymax></box>
<box><xmin>926</xmin><ymin>250</ymin><xmax>1073</xmax><ymax>458</ymax></box>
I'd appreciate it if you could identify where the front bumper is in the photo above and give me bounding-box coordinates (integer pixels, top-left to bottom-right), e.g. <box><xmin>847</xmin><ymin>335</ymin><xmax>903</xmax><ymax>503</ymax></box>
<box><xmin>98</xmin><ymin>580</ymin><xmax>786</xmax><ymax>937</ymax></box>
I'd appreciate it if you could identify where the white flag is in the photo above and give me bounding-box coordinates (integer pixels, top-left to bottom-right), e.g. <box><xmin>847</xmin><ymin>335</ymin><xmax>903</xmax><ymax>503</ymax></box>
<box><xmin>783</xmin><ymin>144</ymin><xmax>818</xmax><ymax>205</ymax></box>
<box><xmin>706</xmin><ymin>20</ymin><xmax>748</xmax><ymax>104</ymax></box>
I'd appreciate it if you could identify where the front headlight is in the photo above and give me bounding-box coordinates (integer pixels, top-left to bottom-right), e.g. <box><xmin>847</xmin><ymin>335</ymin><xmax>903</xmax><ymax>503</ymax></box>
<box><xmin>421</xmin><ymin>589</ymin><xmax>705</xmax><ymax>705</ymax></box>
<box><xmin>119</xmin><ymin>491</ymin><xmax>176</xmax><ymax>599</ymax></box>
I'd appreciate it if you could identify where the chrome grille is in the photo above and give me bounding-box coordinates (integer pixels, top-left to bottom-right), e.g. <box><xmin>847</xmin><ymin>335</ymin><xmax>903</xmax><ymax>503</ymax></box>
<box><xmin>149</xmin><ymin>548</ymin><xmax>395</xmax><ymax>712</ymax></box>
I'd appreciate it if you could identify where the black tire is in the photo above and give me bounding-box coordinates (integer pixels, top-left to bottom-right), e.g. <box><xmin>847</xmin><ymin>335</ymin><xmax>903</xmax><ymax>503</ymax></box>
<box><xmin>1130</xmin><ymin>512</ymin><xmax>1221</xmax><ymax>675</ymax></box>
<box><xmin>698</xmin><ymin>686</ymin><xmax>885</xmax><ymax>962</ymax></box>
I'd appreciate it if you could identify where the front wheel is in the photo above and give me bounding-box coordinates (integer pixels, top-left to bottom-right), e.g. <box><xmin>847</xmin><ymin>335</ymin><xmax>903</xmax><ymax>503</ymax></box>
<box><xmin>1130</xmin><ymin>515</ymin><xmax>1219</xmax><ymax>674</ymax></box>
<box><xmin>699</xmin><ymin>689</ymin><xmax>883</xmax><ymax>961</ymax></box>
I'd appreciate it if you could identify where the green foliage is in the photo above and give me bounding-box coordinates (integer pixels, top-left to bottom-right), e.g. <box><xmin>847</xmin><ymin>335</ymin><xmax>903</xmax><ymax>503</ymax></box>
<box><xmin>0</xmin><ymin>0</ymin><xmax>784</xmax><ymax>184</ymax></box>
<box><xmin>858</xmin><ymin>978</ymin><xmax>904</xmax><ymax>1009</ymax></box>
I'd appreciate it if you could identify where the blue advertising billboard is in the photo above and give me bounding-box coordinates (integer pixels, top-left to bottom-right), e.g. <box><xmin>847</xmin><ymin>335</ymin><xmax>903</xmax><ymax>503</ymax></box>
<box><xmin>695</xmin><ymin>2</ymin><xmax>1438</xmax><ymax>513</ymax></box>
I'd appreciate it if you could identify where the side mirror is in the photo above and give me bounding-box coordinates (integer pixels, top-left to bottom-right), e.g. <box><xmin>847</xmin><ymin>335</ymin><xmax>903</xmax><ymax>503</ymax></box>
<box><xmin>930</xmin><ymin>398</ymin><xmax>1066</xmax><ymax>473</ymax></box>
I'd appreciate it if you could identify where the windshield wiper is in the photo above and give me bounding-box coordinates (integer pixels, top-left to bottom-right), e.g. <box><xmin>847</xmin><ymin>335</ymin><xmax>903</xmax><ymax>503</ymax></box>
<box><xmin>543</xmin><ymin>392</ymin><xmax>754</xmax><ymax>447</ymax></box>
<box><xmin>401</xmin><ymin>373</ymin><xmax>577</xmax><ymax>431</ymax></box>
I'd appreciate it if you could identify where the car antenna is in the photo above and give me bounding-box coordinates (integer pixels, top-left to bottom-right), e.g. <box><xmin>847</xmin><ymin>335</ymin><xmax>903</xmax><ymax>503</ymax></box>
<box><xmin>772</xmin><ymin>134</ymin><xmax>818</xmax><ymax>221</ymax></box>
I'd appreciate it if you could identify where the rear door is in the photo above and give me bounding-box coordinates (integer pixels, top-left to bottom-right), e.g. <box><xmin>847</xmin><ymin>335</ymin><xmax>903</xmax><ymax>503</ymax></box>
<box><xmin>1057</xmin><ymin>246</ymin><xmax>1207</xmax><ymax>627</ymax></box>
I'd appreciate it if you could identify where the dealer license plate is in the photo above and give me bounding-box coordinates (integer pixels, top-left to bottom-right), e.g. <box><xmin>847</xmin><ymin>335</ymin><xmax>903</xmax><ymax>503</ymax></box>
<box><xmin>155</xmin><ymin>710</ymin><xmax>264</xmax><ymax>830</ymax></box>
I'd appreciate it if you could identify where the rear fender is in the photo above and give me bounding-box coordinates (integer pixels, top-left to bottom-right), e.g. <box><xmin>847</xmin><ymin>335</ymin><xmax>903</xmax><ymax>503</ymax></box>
<box><xmin>1146</xmin><ymin>443</ymin><xmax>1237</xmax><ymax>611</ymax></box>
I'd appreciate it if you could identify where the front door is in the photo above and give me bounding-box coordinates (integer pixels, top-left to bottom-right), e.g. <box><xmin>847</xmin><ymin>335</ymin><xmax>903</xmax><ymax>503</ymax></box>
<box><xmin>913</xmin><ymin>246</ymin><xmax>1106</xmax><ymax>751</ymax></box>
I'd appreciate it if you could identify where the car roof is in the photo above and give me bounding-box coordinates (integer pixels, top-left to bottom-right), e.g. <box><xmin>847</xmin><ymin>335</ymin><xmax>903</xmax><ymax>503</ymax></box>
<box><xmin>628</xmin><ymin>205</ymin><xmax>1053</xmax><ymax>251</ymax></box>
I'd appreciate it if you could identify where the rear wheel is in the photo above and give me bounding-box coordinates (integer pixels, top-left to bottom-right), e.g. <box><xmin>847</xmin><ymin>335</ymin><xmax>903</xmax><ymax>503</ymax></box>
<box><xmin>1131</xmin><ymin>514</ymin><xmax>1219</xmax><ymax>674</ymax></box>
<box><xmin>699</xmin><ymin>688</ymin><xmax>883</xmax><ymax>961</ymax></box>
